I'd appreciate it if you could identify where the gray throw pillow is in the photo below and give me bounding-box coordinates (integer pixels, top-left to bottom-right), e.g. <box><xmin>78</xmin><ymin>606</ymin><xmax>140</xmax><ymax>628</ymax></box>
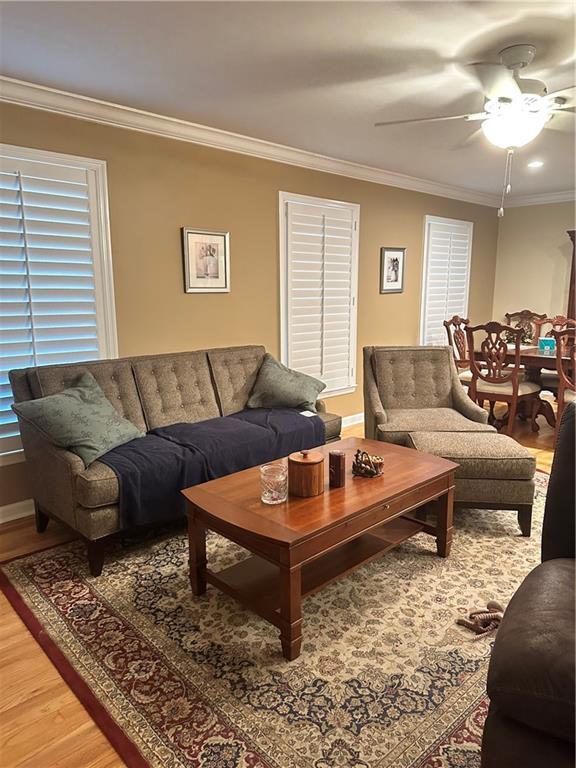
<box><xmin>247</xmin><ymin>353</ymin><xmax>326</xmax><ymax>412</ymax></box>
<box><xmin>12</xmin><ymin>372</ymin><xmax>143</xmax><ymax>467</ymax></box>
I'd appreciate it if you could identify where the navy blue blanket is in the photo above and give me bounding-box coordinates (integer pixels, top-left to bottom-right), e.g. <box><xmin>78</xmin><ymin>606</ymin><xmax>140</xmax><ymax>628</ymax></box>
<box><xmin>98</xmin><ymin>409</ymin><xmax>325</xmax><ymax>528</ymax></box>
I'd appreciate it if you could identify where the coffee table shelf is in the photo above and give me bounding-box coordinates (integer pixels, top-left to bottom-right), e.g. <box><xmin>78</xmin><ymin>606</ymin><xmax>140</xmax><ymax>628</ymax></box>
<box><xmin>206</xmin><ymin>516</ymin><xmax>424</xmax><ymax>625</ymax></box>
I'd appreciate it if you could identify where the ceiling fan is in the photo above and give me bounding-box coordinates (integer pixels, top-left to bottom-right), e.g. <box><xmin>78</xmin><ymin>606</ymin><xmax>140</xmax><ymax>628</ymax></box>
<box><xmin>375</xmin><ymin>44</ymin><xmax>574</xmax><ymax>147</ymax></box>
<box><xmin>374</xmin><ymin>44</ymin><xmax>575</xmax><ymax>214</ymax></box>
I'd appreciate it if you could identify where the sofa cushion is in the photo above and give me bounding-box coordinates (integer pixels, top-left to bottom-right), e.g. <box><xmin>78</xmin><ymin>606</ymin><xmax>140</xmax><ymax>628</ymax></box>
<box><xmin>230</xmin><ymin>408</ymin><xmax>327</xmax><ymax>454</ymax></box>
<box><xmin>12</xmin><ymin>373</ymin><xmax>143</xmax><ymax>467</ymax></box>
<box><xmin>316</xmin><ymin>411</ymin><xmax>342</xmax><ymax>441</ymax></box>
<box><xmin>132</xmin><ymin>352</ymin><xmax>219</xmax><ymax>429</ymax></box>
<box><xmin>27</xmin><ymin>358</ymin><xmax>147</xmax><ymax>431</ymax></box>
<box><xmin>408</xmin><ymin>431</ymin><xmax>535</xmax><ymax>480</ymax></box>
<box><xmin>372</xmin><ymin>347</ymin><xmax>454</xmax><ymax>410</ymax></box>
<box><xmin>208</xmin><ymin>345</ymin><xmax>266</xmax><ymax>415</ymax></box>
<box><xmin>76</xmin><ymin>461</ymin><xmax>119</xmax><ymax>508</ymax></box>
<box><xmin>378</xmin><ymin>408</ymin><xmax>496</xmax><ymax>437</ymax></box>
<box><xmin>247</xmin><ymin>354</ymin><xmax>325</xmax><ymax>412</ymax></box>
<box><xmin>487</xmin><ymin>558</ymin><xmax>575</xmax><ymax>743</ymax></box>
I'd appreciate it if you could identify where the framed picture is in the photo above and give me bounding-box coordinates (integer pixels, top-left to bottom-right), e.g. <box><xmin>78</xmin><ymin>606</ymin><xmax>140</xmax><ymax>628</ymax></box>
<box><xmin>182</xmin><ymin>228</ymin><xmax>230</xmax><ymax>293</ymax></box>
<box><xmin>380</xmin><ymin>247</ymin><xmax>405</xmax><ymax>294</ymax></box>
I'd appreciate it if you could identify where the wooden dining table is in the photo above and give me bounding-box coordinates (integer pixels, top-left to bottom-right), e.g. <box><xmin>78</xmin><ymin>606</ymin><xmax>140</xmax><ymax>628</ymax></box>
<box><xmin>473</xmin><ymin>345</ymin><xmax>568</xmax><ymax>429</ymax></box>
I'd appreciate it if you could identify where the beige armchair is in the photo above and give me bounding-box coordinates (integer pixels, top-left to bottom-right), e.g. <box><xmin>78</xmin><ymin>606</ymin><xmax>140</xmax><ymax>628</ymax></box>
<box><xmin>363</xmin><ymin>346</ymin><xmax>494</xmax><ymax>445</ymax></box>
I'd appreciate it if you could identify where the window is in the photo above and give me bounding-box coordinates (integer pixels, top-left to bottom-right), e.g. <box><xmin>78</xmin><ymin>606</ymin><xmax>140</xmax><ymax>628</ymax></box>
<box><xmin>420</xmin><ymin>215</ymin><xmax>473</xmax><ymax>346</ymax></box>
<box><xmin>0</xmin><ymin>145</ymin><xmax>117</xmax><ymax>454</ymax></box>
<box><xmin>279</xmin><ymin>192</ymin><xmax>359</xmax><ymax>396</ymax></box>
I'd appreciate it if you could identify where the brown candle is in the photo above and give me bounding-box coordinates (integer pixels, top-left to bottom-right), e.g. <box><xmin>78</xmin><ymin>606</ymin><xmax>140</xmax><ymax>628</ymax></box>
<box><xmin>329</xmin><ymin>450</ymin><xmax>346</xmax><ymax>488</ymax></box>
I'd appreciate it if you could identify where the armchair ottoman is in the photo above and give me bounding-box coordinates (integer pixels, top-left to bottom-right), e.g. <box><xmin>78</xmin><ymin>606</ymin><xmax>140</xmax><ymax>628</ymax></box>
<box><xmin>407</xmin><ymin>431</ymin><xmax>535</xmax><ymax>536</ymax></box>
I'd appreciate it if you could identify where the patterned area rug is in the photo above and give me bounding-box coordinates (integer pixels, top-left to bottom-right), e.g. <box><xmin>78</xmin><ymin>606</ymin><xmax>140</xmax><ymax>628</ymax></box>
<box><xmin>1</xmin><ymin>473</ymin><xmax>547</xmax><ymax>768</ymax></box>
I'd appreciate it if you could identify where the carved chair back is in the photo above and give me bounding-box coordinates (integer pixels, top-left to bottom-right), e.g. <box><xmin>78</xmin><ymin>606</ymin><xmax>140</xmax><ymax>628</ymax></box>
<box><xmin>466</xmin><ymin>322</ymin><xmax>523</xmax><ymax>392</ymax></box>
<box><xmin>443</xmin><ymin>315</ymin><xmax>470</xmax><ymax>369</ymax></box>
<box><xmin>552</xmin><ymin>328</ymin><xmax>575</xmax><ymax>398</ymax></box>
<box><xmin>552</xmin><ymin>328</ymin><xmax>575</xmax><ymax>427</ymax></box>
<box><xmin>504</xmin><ymin>309</ymin><xmax>546</xmax><ymax>344</ymax></box>
<box><xmin>534</xmin><ymin>316</ymin><xmax>576</xmax><ymax>348</ymax></box>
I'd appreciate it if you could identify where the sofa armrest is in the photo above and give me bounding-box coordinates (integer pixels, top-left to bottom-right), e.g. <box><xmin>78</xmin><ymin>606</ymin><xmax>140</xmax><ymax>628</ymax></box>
<box><xmin>363</xmin><ymin>347</ymin><xmax>387</xmax><ymax>439</ymax></box>
<box><xmin>449</xmin><ymin>361</ymin><xmax>488</xmax><ymax>424</ymax></box>
<box><xmin>316</xmin><ymin>399</ymin><xmax>327</xmax><ymax>413</ymax></box>
<box><xmin>542</xmin><ymin>402</ymin><xmax>575</xmax><ymax>562</ymax></box>
<box><xmin>18</xmin><ymin>419</ymin><xmax>84</xmax><ymax>527</ymax></box>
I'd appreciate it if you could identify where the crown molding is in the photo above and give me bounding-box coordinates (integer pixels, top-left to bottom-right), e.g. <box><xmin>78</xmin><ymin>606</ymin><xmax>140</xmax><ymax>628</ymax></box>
<box><xmin>1</xmin><ymin>76</ymin><xmax>571</xmax><ymax>209</ymax></box>
<box><xmin>506</xmin><ymin>190</ymin><xmax>575</xmax><ymax>207</ymax></box>
<box><xmin>0</xmin><ymin>75</ymin><xmax>505</xmax><ymax>207</ymax></box>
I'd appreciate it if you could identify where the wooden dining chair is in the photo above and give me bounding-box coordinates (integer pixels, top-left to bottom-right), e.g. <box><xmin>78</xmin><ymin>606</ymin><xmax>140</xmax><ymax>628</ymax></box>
<box><xmin>534</xmin><ymin>316</ymin><xmax>576</xmax><ymax>394</ymax></box>
<box><xmin>504</xmin><ymin>309</ymin><xmax>546</xmax><ymax>344</ymax></box>
<box><xmin>534</xmin><ymin>315</ymin><xmax>576</xmax><ymax>339</ymax></box>
<box><xmin>466</xmin><ymin>322</ymin><xmax>542</xmax><ymax>435</ymax></box>
<box><xmin>551</xmin><ymin>327</ymin><xmax>575</xmax><ymax>430</ymax></box>
<box><xmin>443</xmin><ymin>315</ymin><xmax>472</xmax><ymax>387</ymax></box>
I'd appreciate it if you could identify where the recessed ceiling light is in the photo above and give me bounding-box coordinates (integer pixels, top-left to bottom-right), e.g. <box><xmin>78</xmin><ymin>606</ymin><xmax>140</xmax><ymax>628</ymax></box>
<box><xmin>527</xmin><ymin>160</ymin><xmax>544</xmax><ymax>169</ymax></box>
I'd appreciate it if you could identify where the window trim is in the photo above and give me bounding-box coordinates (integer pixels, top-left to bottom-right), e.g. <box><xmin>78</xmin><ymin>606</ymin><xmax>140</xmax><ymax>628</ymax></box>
<box><xmin>278</xmin><ymin>190</ymin><xmax>359</xmax><ymax>396</ymax></box>
<box><xmin>419</xmin><ymin>214</ymin><xmax>473</xmax><ymax>346</ymax></box>
<box><xmin>0</xmin><ymin>144</ymin><xmax>118</xmax><ymax>458</ymax></box>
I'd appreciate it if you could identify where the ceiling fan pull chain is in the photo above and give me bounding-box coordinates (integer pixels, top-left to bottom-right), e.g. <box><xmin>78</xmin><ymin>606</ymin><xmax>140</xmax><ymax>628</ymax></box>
<box><xmin>506</xmin><ymin>148</ymin><xmax>514</xmax><ymax>194</ymax></box>
<box><xmin>497</xmin><ymin>148</ymin><xmax>514</xmax><ymax>217</ymax></box>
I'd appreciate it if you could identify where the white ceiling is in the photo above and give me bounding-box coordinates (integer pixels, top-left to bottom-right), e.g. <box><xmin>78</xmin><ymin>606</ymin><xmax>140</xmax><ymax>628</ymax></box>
<box><xmin>1</xmin><ymin>1</ymin><xmax>574</xmax><ymax>199</ymax></box>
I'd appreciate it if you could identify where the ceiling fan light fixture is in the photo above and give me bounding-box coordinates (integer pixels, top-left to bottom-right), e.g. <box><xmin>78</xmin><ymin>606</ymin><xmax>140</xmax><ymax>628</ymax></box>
<box><xmin>481</xmin><ymin>109</ymin><xmax>548</xmax><ymax>149</ymax></box>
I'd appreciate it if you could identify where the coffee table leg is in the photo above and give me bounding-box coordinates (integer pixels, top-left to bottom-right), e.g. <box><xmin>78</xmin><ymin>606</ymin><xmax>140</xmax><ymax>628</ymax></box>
<box><xmin>188</xmin><ymin>513</ymin><xmax>207</xmax><ymax>596</ymax></box>
<box><xmin>279</xmin><ymin>566</ymin><xmax>303</xmax><ymax>661</ymax></box>
<box><xmin>436</xmin><ymin>487</ymin><xmax>454</xmax><ymax>558</ymax></box>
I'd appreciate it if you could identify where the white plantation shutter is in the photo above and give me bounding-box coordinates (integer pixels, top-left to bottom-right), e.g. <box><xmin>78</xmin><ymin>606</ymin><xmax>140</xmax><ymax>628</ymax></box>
<box><xmin>420</xmin><ymin>216</ymin><xmax>473</xmax><ymax>345</ymax></box>
<box><xmin>280</xmin><ymin>193</ymin><xmax>359</xmax><ymax>394</ymax></box>
<box><xmin>0</xmin><ymin>146</ymin><xmax>116</xmax><ymax>453</ymax></box>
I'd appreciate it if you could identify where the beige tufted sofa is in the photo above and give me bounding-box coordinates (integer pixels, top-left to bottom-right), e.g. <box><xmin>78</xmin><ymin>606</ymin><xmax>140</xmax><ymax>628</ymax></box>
<box><xmin>10</xmin><ymin>345</ymin><xmax>341</xmax><ymax>575</ymax></box>
<box><xmin>363</xmin><ymin>346</ymin><xmax>535</xmax><ymax>536</ymax></box>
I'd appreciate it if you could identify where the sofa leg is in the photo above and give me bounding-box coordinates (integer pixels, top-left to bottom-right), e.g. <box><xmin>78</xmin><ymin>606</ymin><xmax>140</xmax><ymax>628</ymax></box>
<box><xmin>34</xmin><ymin>503</ymin><xmax>50</xmax><ymax>533</ymax></box>
<box><xmin>517</xmin><ymin>505</ymin><xmax>532</xmax><ymax>537</ymax></box>
<box><xmin>86</xmin><ymin>540</ymin><xmax>106</xmax><ymax>576</ymax></box>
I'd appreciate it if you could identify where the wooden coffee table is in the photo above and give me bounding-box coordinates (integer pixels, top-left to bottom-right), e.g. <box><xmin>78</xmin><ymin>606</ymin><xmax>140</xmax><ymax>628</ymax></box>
<box><xmin>182</xmin><ymin>437</ymin><xmax>457</xmax><ymax>661</ymax></box>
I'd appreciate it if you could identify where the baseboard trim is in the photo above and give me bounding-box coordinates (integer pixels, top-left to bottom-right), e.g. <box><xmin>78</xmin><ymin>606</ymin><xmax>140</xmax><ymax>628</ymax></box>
<box><xmin>342</xmin><ymin>412</ymin><xmax>364</xmax><ymax>428</ymax></box>
<box><xmin>0</xmin><ymin>499</ymin><xmax>34</xmax><ymax>524</ymax></box>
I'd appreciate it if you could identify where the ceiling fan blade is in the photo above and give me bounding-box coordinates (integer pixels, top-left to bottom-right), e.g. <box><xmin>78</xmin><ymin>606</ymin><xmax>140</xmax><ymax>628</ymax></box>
<box><xmin>454</xmin><ymin>127</ymin><xmax>484</xmax><ymax>150</ymax></box>
<box><xmin>551</xmin><ymin>106</ymin><xmax>576</xmax><ymax>113</ymax></box>
<box><xmin>374</xmin><ymin>113</ymin><xmax>483</xmax><ymax>127</ymax></box>
<box><xmin>467</xmin><ymin>63</ymin><xmax>521</xmax><ymax>100</ymax></box>
<box><xmin>546</xmin><ymin>85</ymin><xmax>575</xmax><ymax>101</ymax></box>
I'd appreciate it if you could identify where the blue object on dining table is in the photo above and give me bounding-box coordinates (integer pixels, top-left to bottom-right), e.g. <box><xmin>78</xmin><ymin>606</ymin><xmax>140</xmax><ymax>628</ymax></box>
<box><xmin>538</xmin><ymin>336</ymin><xmax>556</xmax><ymax>356</ymax></box>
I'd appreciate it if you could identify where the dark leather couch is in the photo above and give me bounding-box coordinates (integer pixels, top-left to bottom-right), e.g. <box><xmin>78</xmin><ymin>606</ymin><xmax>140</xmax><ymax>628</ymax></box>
<box><xmin>482</xmin><ymin>402</ymin><xmax>575</xmax><ymax>768</ymax></box>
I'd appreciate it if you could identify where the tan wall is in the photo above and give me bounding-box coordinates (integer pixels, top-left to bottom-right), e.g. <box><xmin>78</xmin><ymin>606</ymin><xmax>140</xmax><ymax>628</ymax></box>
<box><xmin>0</xmin><ymin>103</ymin><xmax>499</xmax><ymax>505</ymax></box>
<box><xmin>492</xmin><ymin>202</ymin><xmax>575</xmax><ymax>322</ymax></box>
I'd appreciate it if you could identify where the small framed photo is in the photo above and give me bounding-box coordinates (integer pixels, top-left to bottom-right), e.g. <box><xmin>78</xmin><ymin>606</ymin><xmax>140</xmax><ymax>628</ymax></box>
<box><xmin>380</xmin><ymin>247</ymin><xmax>405</xmax><ymax>294</ymax></box>
<box><xmin>182</xmin><ymin>228</ymin><xmax>230</xmax><ymax>293</ymax></box>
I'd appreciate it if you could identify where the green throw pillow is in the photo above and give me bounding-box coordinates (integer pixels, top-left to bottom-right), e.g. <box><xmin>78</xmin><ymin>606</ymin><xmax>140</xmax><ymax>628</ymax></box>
<box><xmin>247</xmin><ymin>353</ymin><xmax>326</xmax><ymax>412</ymax></box>
<box><xmin>12</xmin><ymin>372</ymin><xmax>143</xmax><ymax>467</ymax></box>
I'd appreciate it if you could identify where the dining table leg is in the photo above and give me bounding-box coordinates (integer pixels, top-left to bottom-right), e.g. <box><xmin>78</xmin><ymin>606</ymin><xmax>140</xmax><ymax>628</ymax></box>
<box><xmin>521</xmin><ymin>365</ymin><xmax>557</xmax><ymax>430</ymax></box>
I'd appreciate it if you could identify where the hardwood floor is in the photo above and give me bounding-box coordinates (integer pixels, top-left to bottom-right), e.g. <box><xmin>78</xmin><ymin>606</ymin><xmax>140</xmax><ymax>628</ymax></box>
<box><xmin>0</xmin><ymin>411</ymin><xmax>556</xmax><ymax>767</ymax></box>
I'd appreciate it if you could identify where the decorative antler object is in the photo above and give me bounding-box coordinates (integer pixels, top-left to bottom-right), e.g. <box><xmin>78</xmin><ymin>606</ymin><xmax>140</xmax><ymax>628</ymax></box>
<box><xmin>352</xmin><ymin>449</ymin><xmax>384</xmax><ymax>478</ymax></box>
<box><xmin>457</xmin><ymin>600</ymin><xmax>505</xmax><ymax>640</ymax></box>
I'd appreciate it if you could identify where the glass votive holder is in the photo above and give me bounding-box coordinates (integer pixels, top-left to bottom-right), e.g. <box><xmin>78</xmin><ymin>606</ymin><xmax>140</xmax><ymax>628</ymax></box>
<box><xmin>260</xmin><ymin>463</ymin><xmax>288</xmax><ymax>505</ymax></box>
